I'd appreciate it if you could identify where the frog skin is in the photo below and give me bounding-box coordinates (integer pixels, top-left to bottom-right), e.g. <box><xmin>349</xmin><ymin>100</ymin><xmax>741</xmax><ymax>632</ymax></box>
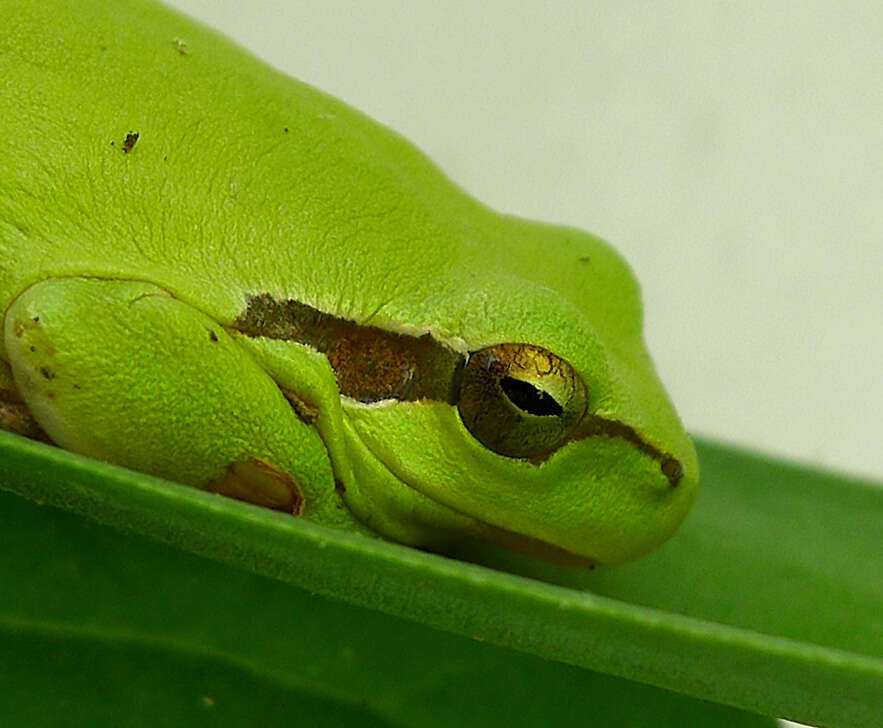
<box><xmin>0</xmin><ymin>0</ymin><xmax>698</xmax><ymax>567</ymax></box>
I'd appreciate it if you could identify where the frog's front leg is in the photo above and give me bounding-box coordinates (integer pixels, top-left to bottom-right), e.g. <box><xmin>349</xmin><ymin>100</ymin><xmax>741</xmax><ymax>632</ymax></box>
<box><xmin>3</xmin><ymin>277</ymin><xmax>352</xmax><ymax>526</ymax></box>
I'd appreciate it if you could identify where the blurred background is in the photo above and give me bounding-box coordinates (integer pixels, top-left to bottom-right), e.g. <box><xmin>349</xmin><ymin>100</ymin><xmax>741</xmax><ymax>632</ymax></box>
<box><xmin>162</xmin><ymin>0</ymin><xmax>882</xmax><ymax>485</ymax></box>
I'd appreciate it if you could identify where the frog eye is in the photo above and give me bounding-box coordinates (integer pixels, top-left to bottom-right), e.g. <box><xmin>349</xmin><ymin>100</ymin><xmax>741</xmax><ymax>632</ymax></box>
<box><xmin>457</xmin><ymin>343</ymin><xmax>588</xmax><ymax>459</ymax></box>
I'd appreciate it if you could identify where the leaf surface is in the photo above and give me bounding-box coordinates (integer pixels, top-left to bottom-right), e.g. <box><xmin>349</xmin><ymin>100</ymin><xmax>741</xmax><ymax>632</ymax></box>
<box><xmin>0</xmin><ymin>432</ymin><xmax>879</xmax><ymax>727</ymax></box>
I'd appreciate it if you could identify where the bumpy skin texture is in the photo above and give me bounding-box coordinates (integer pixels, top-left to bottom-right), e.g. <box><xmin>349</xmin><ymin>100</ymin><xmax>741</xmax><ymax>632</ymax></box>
<box><xmin>0</xmin><ymin>0</ymin><xmax>698</xmax><ymax>565</ymax></box>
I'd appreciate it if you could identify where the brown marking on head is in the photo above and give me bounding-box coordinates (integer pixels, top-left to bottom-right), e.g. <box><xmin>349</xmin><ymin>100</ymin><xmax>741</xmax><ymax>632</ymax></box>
<box><xmin>559</xmin><ymin>414</ymin><xmax>683</xmax><ymax>485</ymax></box>
<box><xmin>232</xmin><ymin>296</ymin><xmax>680</xmax><ymax>479</ymax></box>
<box><xmin>233</xmin><ymin>294</ymin><xmax>464</xmax><ymax>404</ymax></box>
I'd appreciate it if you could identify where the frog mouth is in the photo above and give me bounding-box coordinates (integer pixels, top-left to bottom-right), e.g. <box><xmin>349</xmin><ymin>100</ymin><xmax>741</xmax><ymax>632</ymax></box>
<box><xmin>385</xmin><ymin>465</ymin><xmax>601</xmax><ymax>568</ymax></box>
<box><xmin>463</xmin><ymin>517</ymin><xmax>600</xmax><ymax>568</ymax></box>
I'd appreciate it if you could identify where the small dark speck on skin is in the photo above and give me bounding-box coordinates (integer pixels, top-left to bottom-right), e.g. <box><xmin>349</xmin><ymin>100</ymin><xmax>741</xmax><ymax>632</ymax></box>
<box><xmin>578</xmin><ymin>256</ymin><xmax>591</xmax><ymax>264</ymax></box>
<box><xmin>40</xmin><ymin>367</ymin><xmax>55</xmax><ymax>380</ymax></box>
<box><xmin>73</xmin><ymin>384</ymin><xmax>81</xmax><ymax>390</ymax></box>
<box><xmin>208</xmin><ymin>329</ymin><xmax>219</xmax><ymax>342</ymax></box>
<box><xmin>283</xmin><ymin>127</ymin><xmax>289</xmax><ymax>133</ymax></box>
<box><xmin>122</xmin><ymin>131</ymin><xmax>139</xmax><ymax>153</ymax></box>
<box><xmin>32</xmin><ymin>316</ymin><xmax>39</xmax><ymax>323</ymax></box>
<box><xmin>29</xmin><ymin>346</ymin><xmax>35</xmax><ymax>352</ymax></box>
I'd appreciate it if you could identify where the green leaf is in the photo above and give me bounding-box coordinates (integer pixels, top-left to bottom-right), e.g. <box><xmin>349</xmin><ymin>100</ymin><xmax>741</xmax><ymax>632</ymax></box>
<box><xmin>0</xmin><ymin>495</ymin><xmax>771</xmax><ymax>728</ymax></box>
<box><xmin>0</xmin><ymin>626</ymin><xmax>396</xmax><ymax>728</ymax></box>
<box><xmin>0</xmin><ymin>430</ymin><xmax>879</xmax><ymax>727</ymax></box>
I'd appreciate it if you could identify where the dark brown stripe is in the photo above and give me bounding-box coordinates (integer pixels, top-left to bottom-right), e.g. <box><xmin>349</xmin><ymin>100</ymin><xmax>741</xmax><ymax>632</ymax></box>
<box><xmin>563</xmin><ymin>415</ymin><xmax>683</xmax><ymax>486</ymax></box>
<box><xmin>233</xmin><ymin>294</ymin><xmax>682</xmax><ymax>482</ymax></box>
<box><xmin>233</xmin><ymin>293</ymin><xmax>465</xmax><ymax>404</ymax></box>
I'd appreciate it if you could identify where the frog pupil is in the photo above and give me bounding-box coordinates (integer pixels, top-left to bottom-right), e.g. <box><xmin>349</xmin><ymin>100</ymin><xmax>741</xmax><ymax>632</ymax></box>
<box><xmin>500</xmin><ymin>377</ymin><xmax>562</xmax><ymax>417</ymax></box>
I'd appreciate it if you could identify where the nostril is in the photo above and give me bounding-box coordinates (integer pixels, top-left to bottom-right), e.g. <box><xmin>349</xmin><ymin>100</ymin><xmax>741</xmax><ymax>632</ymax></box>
<box><xmin>661</xmin><ymin>457</ymin><xmax>683</xmax><ymax>486</ymax></box>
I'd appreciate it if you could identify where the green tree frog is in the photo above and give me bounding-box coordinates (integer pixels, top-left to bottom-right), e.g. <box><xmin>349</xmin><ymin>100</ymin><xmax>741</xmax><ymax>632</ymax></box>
<box><xmin>0</xmin><ymin>0</ymin><xmax>698</xmax><ymax>567</ymax></box>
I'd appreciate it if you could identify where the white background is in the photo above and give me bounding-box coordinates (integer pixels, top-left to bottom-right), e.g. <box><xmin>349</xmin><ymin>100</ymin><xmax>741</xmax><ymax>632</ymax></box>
<box><xmin>165</xmin><ymin>5</ymin><xmax>881</xmax><ymax>726</ymax></box>
<box><xmin>164</xmin><ymin>0</ymin><xmax>882</xmax><ymax>485</ymax></box>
